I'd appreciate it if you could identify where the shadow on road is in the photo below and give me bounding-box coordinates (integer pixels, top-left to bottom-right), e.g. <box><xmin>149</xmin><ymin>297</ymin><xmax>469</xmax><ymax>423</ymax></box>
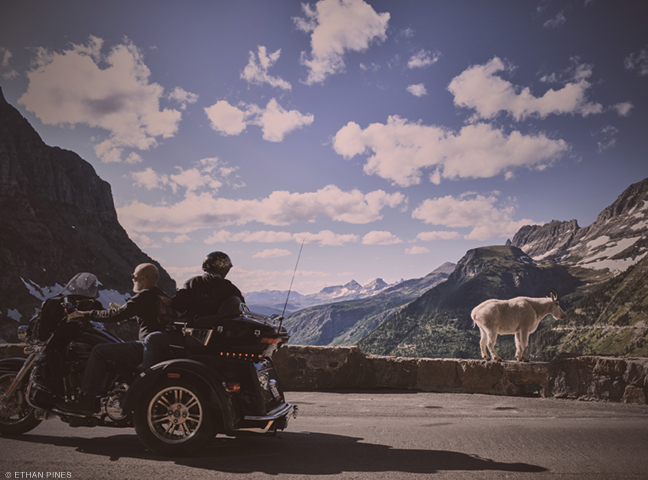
<box><xmin>5</xmin><ymin>430</ymin><xmax>547</xmax><ymax>475</ymax></box>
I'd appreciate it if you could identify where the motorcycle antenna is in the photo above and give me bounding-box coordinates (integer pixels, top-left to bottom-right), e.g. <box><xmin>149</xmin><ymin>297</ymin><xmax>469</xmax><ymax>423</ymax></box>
<box><xmin>282</xmin><ymin>239</ymin><xmax>305</xmax><ymax>317</ymax></box>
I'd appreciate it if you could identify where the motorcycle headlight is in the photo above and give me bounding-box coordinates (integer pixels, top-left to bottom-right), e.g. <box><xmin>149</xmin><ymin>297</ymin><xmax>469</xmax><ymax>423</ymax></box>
<box><xmin>17</xmin><ymin>325</ymin><xmax>29</xmax><ymax>342</ymax></box>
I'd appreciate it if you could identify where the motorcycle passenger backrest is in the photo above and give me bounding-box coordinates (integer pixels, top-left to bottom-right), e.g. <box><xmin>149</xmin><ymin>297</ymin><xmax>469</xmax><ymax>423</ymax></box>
<box><xmin>217</xmin><ymin>296</ymin><xmax>243</xmax><ymax>318</ymax></box>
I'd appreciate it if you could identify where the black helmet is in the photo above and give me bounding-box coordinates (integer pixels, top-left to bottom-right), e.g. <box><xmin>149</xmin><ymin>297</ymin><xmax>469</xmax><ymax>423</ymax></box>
<box><xmin>202</xmin><ymin>251</ymin><xmax>233</xmax><ymax>278</ymax></box>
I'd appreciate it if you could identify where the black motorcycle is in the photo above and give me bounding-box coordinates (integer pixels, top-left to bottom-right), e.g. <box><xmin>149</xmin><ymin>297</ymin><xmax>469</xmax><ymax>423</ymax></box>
<box><xmin>0</xmin><ymin>273</ymin><xmax>297</xmax><ymax>456</ymax></box>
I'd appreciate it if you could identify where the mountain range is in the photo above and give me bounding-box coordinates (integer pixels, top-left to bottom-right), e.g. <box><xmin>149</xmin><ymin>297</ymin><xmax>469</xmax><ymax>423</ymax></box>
<box><xmin>246</xmin><ymin>277</ymin><xmax>397</xmax><ymax>315</ymax></box>
<box><xmin>282</xmin><ymin>262</ymin><xmax>456</xmax><ymax>346</ymax></box>
<box><xmin>357</xmin><ymin>178</ymin><xmax>648</xmax><ymax>360</ymax></box>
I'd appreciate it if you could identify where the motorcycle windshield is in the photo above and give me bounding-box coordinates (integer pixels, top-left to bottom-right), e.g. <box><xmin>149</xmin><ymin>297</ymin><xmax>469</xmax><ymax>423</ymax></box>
<box><xmin>60</xmin><ymin>272</ymin><xmax>99</xmax><ymax>298</ymax></box>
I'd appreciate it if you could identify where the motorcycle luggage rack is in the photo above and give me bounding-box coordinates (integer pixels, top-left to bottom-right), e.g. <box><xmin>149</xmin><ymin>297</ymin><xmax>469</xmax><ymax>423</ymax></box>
<box><xmin>238</xmin><ymin>304</ymin><xmax>284</xmax><ymax>329</ymax></box>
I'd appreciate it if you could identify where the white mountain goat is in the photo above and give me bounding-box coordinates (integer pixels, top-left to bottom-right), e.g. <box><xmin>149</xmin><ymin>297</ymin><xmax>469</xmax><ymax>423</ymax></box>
<box><xmin>470</xmin><ymin>291</ymin><xmax>565</xmax><ymax>362</ymax></box>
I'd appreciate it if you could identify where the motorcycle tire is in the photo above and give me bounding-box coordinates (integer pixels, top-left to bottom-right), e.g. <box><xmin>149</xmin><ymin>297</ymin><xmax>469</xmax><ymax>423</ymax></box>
<box><xmin>0</xmin><ymin>372</ymin><xmax>42</xmax><ymax>435</ymax></box>
<box><xmin>133</xmin><ymin>379</ymin><xmax>216</xmax><ymax>456</ymax></box>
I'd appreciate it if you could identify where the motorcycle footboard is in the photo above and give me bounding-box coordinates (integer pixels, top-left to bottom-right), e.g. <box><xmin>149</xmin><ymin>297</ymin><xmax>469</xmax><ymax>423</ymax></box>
<box><xmin>234</xmin><ymin>403</ymin><xmax>297</xmax><ymax>434</ymax></box>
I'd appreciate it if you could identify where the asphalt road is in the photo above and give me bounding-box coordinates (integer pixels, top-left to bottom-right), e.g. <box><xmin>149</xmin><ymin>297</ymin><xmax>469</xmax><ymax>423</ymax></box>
<box><xmin>1</xmin><ymin>391</ymin><xmax>648</xmax><ymax>480</ymax></box>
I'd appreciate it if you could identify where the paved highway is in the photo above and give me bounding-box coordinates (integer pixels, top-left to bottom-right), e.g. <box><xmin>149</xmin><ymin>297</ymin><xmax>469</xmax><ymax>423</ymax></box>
<box><xmin>1</xmin><ymin>391</ymin><xmax>647</xmax><ymax>479</ymax></box>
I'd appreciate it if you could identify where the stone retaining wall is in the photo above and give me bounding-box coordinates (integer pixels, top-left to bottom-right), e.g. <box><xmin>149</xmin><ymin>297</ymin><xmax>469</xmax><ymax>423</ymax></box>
<box><xmin>272</xmin><ymin>345</ymin><xmax>648</xmax><ymax>404</ymax></box>
<box><xmin>2</xmin><ymin>343</ymin><xmax>646</xmax><ymax>404</ymax></box>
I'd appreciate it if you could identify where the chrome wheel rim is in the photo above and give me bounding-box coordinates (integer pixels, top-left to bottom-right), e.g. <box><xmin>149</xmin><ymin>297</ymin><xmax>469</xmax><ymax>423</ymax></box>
<box><xmin>147</xmin><ymin>386</ymin><xmax>203</xmax><ymax>444</ymax></box>
<box><xmin>0</xmin><ymin>373</ymin><xmax>33</xmax><ymax>424</ymax></box>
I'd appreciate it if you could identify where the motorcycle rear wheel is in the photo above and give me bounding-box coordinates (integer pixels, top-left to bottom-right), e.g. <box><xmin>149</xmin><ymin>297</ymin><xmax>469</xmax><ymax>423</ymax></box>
<box><xmin>133</xmin><ymin>379</ymin><xmax>215</xmax><ymax>456</ymax></box>
<box><xmin>0</xmin><ymin>372</ymin><xmax>42</xmax><ymax>435</ymax></box>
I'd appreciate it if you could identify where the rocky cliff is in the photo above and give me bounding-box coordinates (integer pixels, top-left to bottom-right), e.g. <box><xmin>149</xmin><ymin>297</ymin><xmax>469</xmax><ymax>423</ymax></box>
<box><xmin>0</xmin><ymin>87</ymin><xmax>175</xmax><ymax>342</ymax></box>
<box><xmin>509</xmin><ymin>178</ymin><xmax>648</xmax><ymax>273</ymax></box>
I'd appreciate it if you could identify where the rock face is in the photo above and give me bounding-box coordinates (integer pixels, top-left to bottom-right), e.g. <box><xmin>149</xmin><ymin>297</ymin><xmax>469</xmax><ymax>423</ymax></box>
<box><xmin>0</xmin><ymin>88</ymin><xmax>175</xmax><ymax>342</ymax></box>
<box><xmin>509</xmin><ymin>178</ymin><xmax>648</xmax><ymax>273</ymax></box>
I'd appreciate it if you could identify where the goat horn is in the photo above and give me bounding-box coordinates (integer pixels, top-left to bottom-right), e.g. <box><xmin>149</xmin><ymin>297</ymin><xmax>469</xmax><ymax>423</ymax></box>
<box><xmin>550</xmin><ymin>288</ymin><xmax>559</xmax><ymax>301</ymax></box>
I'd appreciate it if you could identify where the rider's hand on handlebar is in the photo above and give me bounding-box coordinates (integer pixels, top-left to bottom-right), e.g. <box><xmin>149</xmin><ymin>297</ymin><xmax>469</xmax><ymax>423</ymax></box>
<box><xmin>67</xmin><ymin>311</ymin><xmax>87</xmax><ymax>322</ymax></box>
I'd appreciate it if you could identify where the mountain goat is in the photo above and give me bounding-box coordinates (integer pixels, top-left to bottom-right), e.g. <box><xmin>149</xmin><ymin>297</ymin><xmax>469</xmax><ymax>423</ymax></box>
<box><xmin>471</xmin><ymin>291</ymin><xmax>565</xmax><ymax>362</ymax></box>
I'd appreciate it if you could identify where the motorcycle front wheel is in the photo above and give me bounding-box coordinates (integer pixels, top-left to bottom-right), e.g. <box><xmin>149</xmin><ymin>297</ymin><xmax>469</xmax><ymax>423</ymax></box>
<box><xmin>0</xmin><ymin>372</ymin><xmax>42</xmax><ymax>435</ymax></box>
<box><xmin>133</xmin><ymin>379</ymin><xmax>216</xmax><ymax>456</ymax></box>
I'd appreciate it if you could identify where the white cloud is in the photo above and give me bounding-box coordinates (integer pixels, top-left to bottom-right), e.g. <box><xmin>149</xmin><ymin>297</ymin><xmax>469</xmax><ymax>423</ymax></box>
<box><xmin>163</xmin><ymin>234</ymin><xmax>191</xmax><ymax>244</ymax></box>
<box><xmin>406</xmin><ymin>246</ymin><xmax>429</xmax><ymax>255</ymax></box>
<box><xmin>206</xmin><ymin>229</ymin><xmax>359</xmax><ymax>247</ymax></box>
<box><xmin>543</xmin><ymin>12</ymin><xmax>567</xmax><ymax>28</ymax></box>
<box><xmin>412</xmin><ymin>192</ymin><xmax>538</xmax><ymax>241</ymax></box>
<box><xmin>359</xmin><ymin>62</ymin><xmax>380</xmax><ymax>72</ymax></box>
<box><xmin>1</xmin><ymin>47</ymin><xmax>19</xmax><ymax>79</ymax></box>
<box><xmin>448</xmin><ymin>57</ymin><xmax>603</xmax><ymax>121</ymax></box>
<box><xmin>294</xmin><ymin>0</ymin><xmax>390</xmax><ymax>85</ymax></box>
<box><xmin>594</xmin><ymin>125</ymin><xmax>619</xmax><ymax>153</ymax></box>
<box><xmin>130</xmin><ymin>232</ymin><xmax>161</xmax><ymax>249</ymax></box>
<box><xmin>416</xmin><ymin>231</ymin><xmax>462</xmax><ymax>241</ymax></box>
<box><xmin>241</xmin><ymin>46</ymin><xmax>292</xmax><ymax>90</ymax></box>
<box><xmin>406</xmin><ymin>83</ymin><xmax>427</xmax><ymax>97</ymax></box>
<box><xmin>253</xmin><ymin>249</ymin><xmax>292</xmax><ymax>259</ymax></box>
<box><xmin>612</xmin><ymin>102</ymin><xmax>633</xmax><ymax>117</ymax></box>
<box><xmin>130</xmin><ymin>157</ymin><xmax>236</xmax><ymax>194</ymax></box>
<box><xmin>407</xmin><ymin>49</ymin><xmax>441</xmax><ymax>69</ymax></box>
<box><xmin>625</xmin><ymin>46</ymin><xmax>648</xmax><ymax>76</ymax></box>
<box><xmin>205</xmin><ymin>98</ymin><xmax>313</xmax><ymax>141</ymax></box>
<box><xmin>333</xmin><ymin>115</ymin><xmax>569</xmax><ymax>187</ymax></box>
<box><xmin>125</xmin><ymin>152</ymin><xmax>143</xmax><ymax>164</ymax></box>
<box><xmin>18</xmin><ymin>36</ymin><xmax>184</xmax><ymax>163</ymax></box>
<box><xmin>167</xmin><ymin>86</ymin><xmax>199</xmax><ymax>110</ymax></box>
<box><xmin>118</xmin><ymin>185</ymin><xmax>405</xmax><ymax>233</ymax></box>
<box><xmin>362</xmin><ymin>230</ymin><xmax>402</xmax><ymax>245</ymax></box>
<box><xmin>204</xmin><ymin>100</ymin><xmax>248</xmax><ymax>135</ymax></box>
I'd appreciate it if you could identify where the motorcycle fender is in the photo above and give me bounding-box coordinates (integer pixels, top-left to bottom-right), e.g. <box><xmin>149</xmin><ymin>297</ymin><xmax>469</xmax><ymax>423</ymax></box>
<box><xmin>0</xmin><ymin>357</ymin><xmax>26</xmax><ymax>373</ymax></box>
<box><xmin>122</xmin><ymin>359</ymin><xmax>235</xmax><ymax>431</ymax></box>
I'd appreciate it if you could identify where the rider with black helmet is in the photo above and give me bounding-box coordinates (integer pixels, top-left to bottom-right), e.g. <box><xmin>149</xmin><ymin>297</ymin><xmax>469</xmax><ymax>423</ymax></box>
<box><xmin>171</xmin><ymin>251</ymin><xmax>246</xmax><ymax>322</ymax></box>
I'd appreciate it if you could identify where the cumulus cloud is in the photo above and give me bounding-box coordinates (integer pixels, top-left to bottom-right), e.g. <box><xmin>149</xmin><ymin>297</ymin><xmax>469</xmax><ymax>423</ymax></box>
<box><xmin>333</xmin><ymin>115</ymin><xmax>569</xmax><ymax>187</ymax></box>
<box><xmin>293</xmin><ymin>0</ymin><xmax>389</xmax><ymax>84</ymax></box>
<box><xmin>118</xmin><ymin>185</ymin><xmax>405</xmax><ymax>233</ymax></box>
<box><xmin>406</xmin><ymin>83</ymin><xmax>427</xmax><ymax>97</ymax></box>
<box><xmin>130</xmin><ymin>232</ymin><xmax>161</xmax><ymax>249</ymax></box>
<box><xmin>412</xmin><ymin>192</ymin><xmax>538</xmax><ymax>241</ymax></box>
<box><xmin>18</xmin><ymin>36</ymin><xmax>184</xmax><ymax>163</ymax></box>
<box><xmin>163</xmin><ymin>234</ymin><xmax>191</xmax><ymax>244</ymax></box>
<box><xmin>205</xmin><ymin>98</ymin><xmax>313</xmax><ymax>141</ymax></box>
<box><xmin>625</xmin><ymin>46</ymin><xmax>648</xmax><ymax>76</ymax></box>
<box><xmin>612</xmin><ymin>102</ymin><xmax>633</xmax><ymax>117</ymax></box>
<box><xmin>241</xmin><ymin>46</ymin><xmax>291</xmax><ymax>90</ymax></box>
<box><xmin>416</xmin><ymin>231</ymin><xmax>462</xmax><ymax>241</ymax></box>
<box><xmin>1</xmin><ymin>47</ymin><xmax>19</xmax><ymax>79</ymax></box>
<box><xmin>448</xmin><ymin>57</ymin><xmax>603</xmax><ymax>121</ymax></box>
<box><xmin>362</xmin><ymin>230</ymin><xmax>402</xmax><ymax>245</ymax></box>
<box><xmin>407</xmin><ymin>49</ymin><xmax>441</xmax><ymax>69</ymax></box>
<box><xmin>206</xmin><ymin>229</ymin><xmax>359</xmax><ymax>247</ymax></box>
<box><xmin>167</xmin><ymin>86</ymin><xmax>199</xmax><ymax>110</ymax></box>
<box><xmin>130</xmin><ymin>157</ymin><xmax>238</xmax><ymax>194</ymax></box>
<box><xmin>253</xmin><ymin>249</ymin><xmax>292</xmax><ymax>259</ymax></box>
<box><xmin>406</xmin><ymin>246</ymin><xmax>429</xmax><ymax>255</ymax></box>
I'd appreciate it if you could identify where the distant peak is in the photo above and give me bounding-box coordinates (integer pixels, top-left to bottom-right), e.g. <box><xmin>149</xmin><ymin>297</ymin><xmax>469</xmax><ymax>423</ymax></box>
<box><xmin>344</xmin><ymin>280</ymin><xmax>362</xmax><ymax>290</ymax></box>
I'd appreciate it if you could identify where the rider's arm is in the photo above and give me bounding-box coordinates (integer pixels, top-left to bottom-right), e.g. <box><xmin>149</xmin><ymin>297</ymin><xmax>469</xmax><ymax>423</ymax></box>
<box><xmin>82</xmin><ymin>292</ymin><xmax>148</xmax><ymax>323</ymax></box>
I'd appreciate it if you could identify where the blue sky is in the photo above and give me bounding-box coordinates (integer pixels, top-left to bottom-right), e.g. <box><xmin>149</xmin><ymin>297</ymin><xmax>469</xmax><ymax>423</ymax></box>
<box><xmin>1</xmin><ymin>0</ymin><xmax>647</xmax><ymax>294</ymax></box>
